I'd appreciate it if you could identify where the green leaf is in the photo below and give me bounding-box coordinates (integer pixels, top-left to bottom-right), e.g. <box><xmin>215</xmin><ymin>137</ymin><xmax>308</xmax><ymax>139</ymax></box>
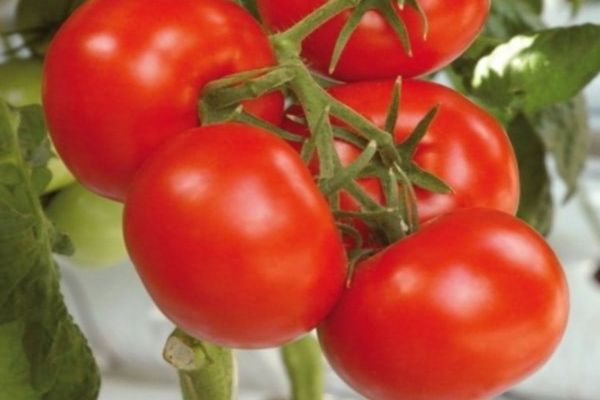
<box><xmin>473</xmin><ymin>24</ymin><xmax>600</xmax><ymax>114</ymax></box>
<box><xmin>0</xmin><ymin>322</ymin><xmax>39</xmax><ymax>400</ymax></box>
<box><xmin>0</xmin><ymin>100</ymin><xmax>100</xmax><ymax>400</ymax></box>
<box><xmin>236</xmin><ymin>0</ymin><xmax>260</xmax><ymax>20</ymax></box>
<box><xmin>16</xmin><ymin>105</ymin><xmax>50</xmax><ymax>166</ymax></box>
<box><xmin>508</xmin><ymin>114</ymin><xmax>553</xmax><ymax>235</ymax></box>
<box><xmin>533</xmin><ymin>95</ymin><xmax>590</xmax><ymax>200</ymax></box>
<box><xmin>523</xmin><ymin>0</ymin><xmax>544</xmax><ymax>15</ymax></box>
<box><xmin>446</xmin><ymin>35</ymin><xmax>503</xmax><ymax>94</ymax></box>
<box><xmin>48</xmin><ymin>225</ymin><xmax>75</xmax><ymax>256</ymax></box>
<box><xmin>16</xmin><ymin>0</ymin><xmax>84</xmax><ymax>30</ymax></box>
<box><xmin>485</xmin><ymin>0</ymin><xmax>545</xmax><ymax>40</ymax></box>
<box><xmin>13</xmin><ymin>0</ymin><xmax>85</xmax><ymax>55</ymax></box>
<box><xmin>448</xmin><ymin>0</ymin><xmax>543</xmax><ymax>95</ymax></box>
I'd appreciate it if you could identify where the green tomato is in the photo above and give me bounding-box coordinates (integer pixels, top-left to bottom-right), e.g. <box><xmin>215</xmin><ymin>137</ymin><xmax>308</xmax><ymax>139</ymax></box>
<box><xmin>45</xmin><ymin>154</ymin><xmax>76</xmax><ymax>193</ymax></box>
<box><xmin>0</xmin><ymin>58</ymin><xmax>43</xmax><ymax>106</ymax></box>
<box><xmin>0</xmin><ymin>58</ymin><xmax>75</xmax><ymax>192</ymax></box>
<box><xmin>46</xmin><ymin>183</ymin><xmax>128</xmax><ymax>268</ymax></box>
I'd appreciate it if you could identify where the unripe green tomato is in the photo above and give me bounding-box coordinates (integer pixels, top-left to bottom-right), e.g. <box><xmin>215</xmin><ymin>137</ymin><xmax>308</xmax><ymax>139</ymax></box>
<box><xmin>0</xmin><ymin>58</ymin><xmax>75</xmax><ymax>192</ymax></box>
<box><xmin>0</xmin><ymin>58</ymin><xmax>43</xmax><ymax>106</ymax></box>
<box><xmin>46</xmin><ymin>183</ymin><xmax>128</xmax><ymax>268</ymax></box>
<box><xmin>45</xmin><ymin>156</ymin><xmax>76</xmax><ymax>193</ymax></box>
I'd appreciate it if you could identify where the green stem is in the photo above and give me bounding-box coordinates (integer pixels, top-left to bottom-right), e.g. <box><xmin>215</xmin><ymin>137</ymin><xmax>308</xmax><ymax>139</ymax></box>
<box><xmin>278</xmin><ymin>56</ymin><xmax>400</xmax><ymax>166</ymax></box>
<box><xmin>281</xmin><ymin>336</ymin><xmax>324</xmax><ymax>400</ymax></box>
<box><xmin>273</xmin><ymin>0</ymin><xmax>360</xmax><ymax>46</ymax></box>
<box><xmin>198</xmin><ymin>0</ymin><xmax>422</xmax><ymax>250</ymax></box>
<box><xmin>164</xmin><ymin>330</ymin><xmax>236</xmax><ymax>400</ymax></box>
<box><xmin>328</xmin><ymin>98</ymin><xmax>401</xmax><ymax>165</ymax></box>
<box><xmin>202</xmin><ymin>67</ymin><xmax>296</xmax><ymax>109</ymax></box>
<box><xmin>234</xmin><ymin>110</ymin><xmax>304</xmax><ymax>142</ymax></box>
<box><xmin>277</xmin><ymin>55</ymin><xmax>411</xmax><ymax>242</ymax></box>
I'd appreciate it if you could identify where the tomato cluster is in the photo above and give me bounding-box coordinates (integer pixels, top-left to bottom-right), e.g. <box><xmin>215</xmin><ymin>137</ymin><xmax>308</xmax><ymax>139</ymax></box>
<box><xmin>43</xmin><ymin>0</ymin><xmax>568</xmax><ymax>398</ymax></box>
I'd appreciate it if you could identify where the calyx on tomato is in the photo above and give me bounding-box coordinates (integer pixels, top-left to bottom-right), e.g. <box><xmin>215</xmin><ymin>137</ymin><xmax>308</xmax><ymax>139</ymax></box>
<box><xmin>284</xmin><ymin>79</ymin><xmax>519</xmax><ymax>247</ymax></box>
<box><xmin>257</xmin><ymin>0</ymin><xmax>490</xmax><ymax>80</ymax></box>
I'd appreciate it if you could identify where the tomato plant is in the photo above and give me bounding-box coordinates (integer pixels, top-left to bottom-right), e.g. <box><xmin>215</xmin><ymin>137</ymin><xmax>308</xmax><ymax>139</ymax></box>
<box><xmin>318</xmin><ymin>208</ymin><xmax>569</xmax><ymax>400</ymax></box>
<box><xmin>285</xmin><ymin>79</ymin><xmax>519</xmax><ymax>245</ymax></box>
<box><xmin>124</xmin><ymin>123</ymin><xmax>347</xmax><ymax>348</ymax></box>
<box><xmin>6</xmin><ymin>0</ymin><xmax>591</xmax><ymax>397</ymax></box>
<box><xmin>43</xmin><ymin>0</ymin><xmax>284</xmax><ymax>201</ymax></box>
<box><xmin>257</xmin><ymin>0</ymin><xmax>490</xmax><ymax>80</ymax></box>
<box><xmin>45</xmin><ymin>183</ymin><xmax>127</xmax><ymax>268</ymax></box>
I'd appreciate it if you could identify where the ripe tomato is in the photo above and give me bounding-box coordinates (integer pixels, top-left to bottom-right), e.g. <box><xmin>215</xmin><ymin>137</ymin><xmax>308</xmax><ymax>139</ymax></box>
<box><xmin>43</xmin><ymin>0</ymin><xmax>283</xmax><ymax>201</ymax></box>
<box><xmin>257</xmin><ymin>0</ymin><xmax>489</xmax><ymax>80</ymax></box>
<box><xmin>319</xmin><ymin>208</ymin><xmax>569</xmax><ymax>400</ymax></box>
<box><xmin>284</xmin><ymin>79</ymin><xmax>519</xmax><ymax>246</ymax></box>
<box><xmin>124</xmin><ymin>123</ymin><xmax>347</xmax><ymax>348</ymax></box>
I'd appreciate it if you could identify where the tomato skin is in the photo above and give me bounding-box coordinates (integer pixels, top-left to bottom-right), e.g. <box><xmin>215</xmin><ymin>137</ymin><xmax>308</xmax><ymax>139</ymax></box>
<box><xmin>43</xmin><ymin>0</ymin><xmax>283</xmax><ymax>201</ymax></box>
<box><xmin>284</xmin><ymin>80</ymin><xmax>519</xmax><ymax>245</ymax></box>
<box><xmin>124</xmin><ymin>123</ymin><xmax>347</xmax><ymax>348</ymax></box>
<box><xmin>318</xmin><ymin>208</ymin><xmax>568</xmax><ymax>400</ymax></box>
<box><xmin>257</xmin><ymin>0</ymin><xmax>489</xmax><ymax>80</ymax></box>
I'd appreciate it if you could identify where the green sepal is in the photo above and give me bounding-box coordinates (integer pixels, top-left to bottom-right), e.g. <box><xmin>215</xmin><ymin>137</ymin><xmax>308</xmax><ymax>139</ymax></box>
<box><xmin>320</xmin><ymin>140</ymin><xmax>378</xmax><ymax>196</ymax></box>
<box><xmin>404</xmin><ymin>0</ymin><xmax>428</xmax><ymax>38</ymax></box>
<box><xmin>378</xmin><ymin>0</ymin><xmax>412</xmax><ymax>56</ymax></box>
<box><xmin>329</xmin><ymin>0</ymin><xmax>372</xmax><ymax>74</ymax></box>
<box><xmin>397</xmin><ymin>105</ymin><xmax>439</xmax><ymax>157</ymax></box>
<box><xmin>393</xmin><ymin>163</ymin><xmax>419</xmax><ymax>233</ymax></box>
<box><xmin>406</xmin><ymin>162</ymin><xmax>452</xmax><ymax>194</ymax></box>
<box><xmin>384</xmin><ymin>78</ymin><xmax>402</xmax><ymax>135</ymax></box>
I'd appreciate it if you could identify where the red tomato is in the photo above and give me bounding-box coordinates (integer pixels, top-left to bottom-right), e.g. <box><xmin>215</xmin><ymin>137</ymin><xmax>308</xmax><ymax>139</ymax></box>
<box><xmin>257</xmin><ymin>0</ymin><xmax>489</xmax><ymax>80</ymax></box>
<box><xmin>124</xmin><ymin>123</ymin><xmax>347</xmax><ymax>348</ymax></box>
<box><xmin>319</xmin><ymin>208</ymin><xmax>569</xmax><ymax>400</ymax></box>
<box><xmin>43</xmin><ymin>0</ymin><xmax>283</xmax><ymax>201</ymax></box>
<box><xmin>284</xmin><ymin>79</ymin><xmax>519</xmax><ymax>246</ymax></box>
